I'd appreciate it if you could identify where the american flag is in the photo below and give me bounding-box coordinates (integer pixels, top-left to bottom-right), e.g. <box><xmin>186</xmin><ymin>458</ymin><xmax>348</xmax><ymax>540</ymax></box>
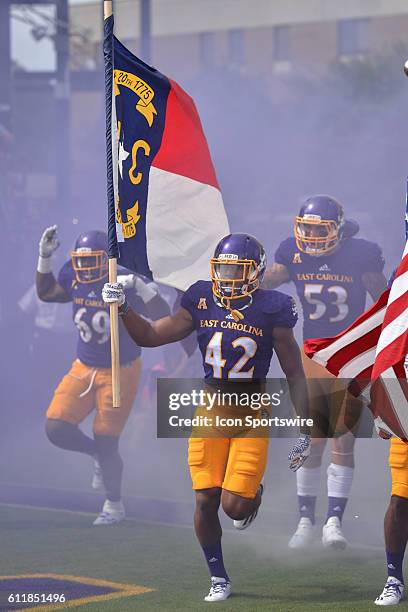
<box><xmin>304</xmin><ymin>191</ymin><xmax>408</xmax><ymax>440</ymax></box>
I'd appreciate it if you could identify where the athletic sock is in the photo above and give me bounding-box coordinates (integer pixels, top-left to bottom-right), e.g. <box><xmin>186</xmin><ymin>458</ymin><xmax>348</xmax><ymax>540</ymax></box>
<box><xmin>298</xmin><ymin>495</ymin><xmax>317</xmax><ymax>524</ymax></box>
<box><xmin>327</xmin><ymin>463</ymin><xmax>354</xmax><ymax>523</ymax></box>
<box><xmin>326</xmin><ymin>496</ymin><xmax>348</xmax><ymax>522</ymax></box>
<box><xmin>94</xmin><ymin>435</ymin><xmax>123</xmax><ymax>502</ymax></box>
<box><xmin>386</xmin><ymin>550</ymin><xmax>405</xmax><ymax>583</ymax></box>
<box><xmin>202</xmin><ymin>541</ymin><xmax>229</xmax><ymax>581</ymax></box>
<box><xmin>296</xmin><ymin>465</ymin><xmax>321</xmax><ymax>525</ymax></box>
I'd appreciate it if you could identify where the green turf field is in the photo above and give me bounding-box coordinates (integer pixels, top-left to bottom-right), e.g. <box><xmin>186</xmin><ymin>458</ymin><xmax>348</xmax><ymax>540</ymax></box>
<box><xmin>0</xmin><ymin>503</ymin><xmax>404</xmax><ymax>611</ymax></box>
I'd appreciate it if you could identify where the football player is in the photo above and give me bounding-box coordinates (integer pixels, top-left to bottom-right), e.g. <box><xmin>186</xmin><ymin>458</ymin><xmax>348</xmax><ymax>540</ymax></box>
<box><xmin>375</xmin><ymin>273</ymin><xmax>406</xmax><ymax>606</ymax></box>
<box><xmin>102</xmin><ymin>233</ymin><xmax>311</xmax><ymax>602</ymax></box>
<box><xmin>263</xmin><ymin>195</ymin><xmax>387</xmax><ymax>549</ymax></box>
<box><xmin>36</xmin><ymin>225</ymin><xmax>170</xmax><ymax>525</ymax></box>
<box><xmin>375</xmin><ymin>434</ymin><xmax>408</xmax><ymax>606</ymax></box>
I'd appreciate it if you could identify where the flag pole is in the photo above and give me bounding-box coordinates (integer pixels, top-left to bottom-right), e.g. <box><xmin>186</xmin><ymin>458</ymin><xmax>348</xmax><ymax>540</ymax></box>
<box><xmin>104</xmin><ymin>0</ymin><xmax>121</xmax><ymax>408</ymax></box>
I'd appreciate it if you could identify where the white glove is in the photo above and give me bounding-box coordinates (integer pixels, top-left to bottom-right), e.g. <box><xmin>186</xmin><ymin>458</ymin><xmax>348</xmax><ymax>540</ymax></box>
<box><xmin>37</xmin><ymin>225</ymin><xmax>60</xmax><ymax>273</ymax></box>
<box><xmin>288</xmin><ymin>435</ymin><xmax>311</xmax><ymax>472</ymax></box>
<box><xmin>374</xmin><ymin>416</ymin><xmax>393</xmax><ymax>440</ymax></box>
<box><xmin>117</xmin><ymin>274</ymin><xmax>159</xmax><ymax>304</ymax></box>
<box><xmin>102</xmin><ymin>282</ymin><xmax>126</xmax><ymax>307</ymax></box>
<box><xmin>39</xmin><ymin>225</ymin><xmax>60</xmax><ymax>258</ymax></box>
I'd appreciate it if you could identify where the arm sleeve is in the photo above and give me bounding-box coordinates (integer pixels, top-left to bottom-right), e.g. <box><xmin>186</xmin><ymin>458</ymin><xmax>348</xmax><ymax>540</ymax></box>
<box><xmin>57</xmin><ymin>262</ymin><xmax>74</xmax><ymax>297</ymax></box>
<box><xmin>180</xmin><ymin>284</ymin><xmax>198</xmax><ymax>318</ymax></box>
<box><xmin>363</xmin><ymin>242</ymin><xmax>385</xmax><ymax>274</ymax></box>
<box><xmin>273</xmin><ymin>296</ymin><xmax>298</xmax><ymax>329</ymax></box>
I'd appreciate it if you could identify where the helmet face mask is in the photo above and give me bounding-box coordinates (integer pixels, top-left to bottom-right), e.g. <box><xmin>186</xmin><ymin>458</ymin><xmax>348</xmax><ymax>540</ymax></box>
<box><xmin>210</xmin><ymin>234</ymin><xmax>266</xmax><ymax>302</ymax></box>
<box><xmin>71</xmin><ymin>230</ymin><xmax>109</xmax><ymax>283</ymax></box>
<box><xmin>211</xmin><ymin>258</ymin><xmax>260</xmax><ymax>300</ymax></box>
<box><xmin>294</xmin><ymin>216</ymin><xmax>340</xmax><ymax>256</ymax></box>
<box><xmin>294</xmin><ymin>195</ymin><xmax>344</xmax><ymax>257</ymax></box>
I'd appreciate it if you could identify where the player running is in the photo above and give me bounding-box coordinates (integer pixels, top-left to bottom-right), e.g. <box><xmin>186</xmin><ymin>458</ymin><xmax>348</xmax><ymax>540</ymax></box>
<box><xmin>102</xmin><ymin>232</ymin><xmax>311</xmax><ymax>602</ymax></box>
<box><xmin>374</xmin><ymin>434</ymin><xmax>408</xmax><ymax>606</ymax></box>
<box><xmin>36</xmin><ymin>225</ymin><xmax>170</xmax><ymax>525</ymax></box>
<box><xmin>263</xmin><ymin>195</ymin><xmax>387</xmax><ymax>550</ymax></box>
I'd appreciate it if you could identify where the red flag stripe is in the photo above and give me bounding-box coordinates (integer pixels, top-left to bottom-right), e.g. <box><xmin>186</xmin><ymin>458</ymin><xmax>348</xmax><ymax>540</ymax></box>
<box><xmin>307</xmin><ymin>303</ymin><xmax>387</xmax><ymax>367</ymax></box>
<box><xmin>325</xmin><ymin>325</ymin><xmax>382</xmax><ymax>375</ymax></box>
<box><xmin>373</xmin><ymin>330</ymin><xmax>408</xmax><ymax>379</ymax></box>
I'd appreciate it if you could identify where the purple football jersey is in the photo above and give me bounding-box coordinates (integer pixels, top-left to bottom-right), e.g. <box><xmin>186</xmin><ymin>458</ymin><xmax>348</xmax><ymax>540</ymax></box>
<box><xmin>275</xmin><ymin>236</ymin><xmax>384</xmax><ymax>340</ymax></box>
<box><xmin>181</xmin><ymin>280</ymin><xmax>297</xmax><ymax>381</ymax></box>
<box><xmin>58</xmin><ymin>261</ymin><xmax>145</xmax><ymax>367</ymax></box>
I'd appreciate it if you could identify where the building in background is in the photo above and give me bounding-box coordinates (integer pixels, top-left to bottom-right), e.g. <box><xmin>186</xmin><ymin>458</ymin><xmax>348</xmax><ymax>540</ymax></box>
<box><xmin>68</xmin><ymin>0</ymin><xmax>408</xmax><ymax>79</ymax></box>
<box><xmin>3</xmin><ymin>0</ymin><xmax>408</xmax><ymax>298</ymax></box>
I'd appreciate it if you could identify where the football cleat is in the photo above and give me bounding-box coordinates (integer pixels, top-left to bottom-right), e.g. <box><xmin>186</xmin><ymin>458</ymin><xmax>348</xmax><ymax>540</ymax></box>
<box><xmin>375</xmin><ymin>577</ymin><xmax>404</xmax><ymax>606</ymax></box>
<box><xmin>322</xmin><ymin>516</ymin><xmax>347</xmax><ymax>549</ymax></box>
<box><xmin>233</xmin><ymin>482</ymin><xmax>264</xmax><ymax>531</ymax></box>
<box><xmin>204</xmin><ymin>577</ymin><xmax>231</xmax><ymax>602</ymax></box>
<box><xmin>93</xmin><ymin>499</ymin><xmax>125</xmax><ymax>526</ymax></box>
<box><xmin>91</xmin><ymin>459</ymin><xmax>104</xmax><ymax>491</ymax></box>
<box><xmin>288</xmin><ymin>517</ymin><xmax>315</xmax><ymax>549</ymax></box>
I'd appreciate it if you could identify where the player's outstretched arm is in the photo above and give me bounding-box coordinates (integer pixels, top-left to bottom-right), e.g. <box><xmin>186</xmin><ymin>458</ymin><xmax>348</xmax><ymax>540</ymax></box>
<box><xmin>262</xmin><ymin>263</ymin><xmax>290</xmax><ymax>289</ymax></box>
<box><xmin>272</xmin><ymin>326</ymin><xmax>311</xmax><ymax>436</ymax></box>
<box><xmin>102</xmin><ymin>282</ymin><xmax>194</xmax><ymax>347</ymax></box>
<box><xmin>36</xmin><ymin>225</ymin><xmax>71</xmax><ymax>303</ymax></box>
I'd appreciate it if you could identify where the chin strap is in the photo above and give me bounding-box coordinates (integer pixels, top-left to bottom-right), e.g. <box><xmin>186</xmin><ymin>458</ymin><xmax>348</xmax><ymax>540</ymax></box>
<box><xmin>230</xmin><ymin>308</ymin><xmax>245</xmax><ymax>322</ymax></box>
<box><xmin>220</xmin><ymin>296</ymin><xmax>247</xmax><ymax>321</ymax></box>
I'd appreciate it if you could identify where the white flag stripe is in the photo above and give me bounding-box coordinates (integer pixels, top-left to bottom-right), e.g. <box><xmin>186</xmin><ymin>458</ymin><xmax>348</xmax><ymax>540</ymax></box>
<box><xmin>312</xmin><ymin>307</ymin><xmax>386</xmax><ymax>366</ymax></box>
<box><xmin>387</xmin><ymin>269</ymin><xmax>408</xmax><ymax>303</ymax></box>
<box><xmin>380</xmin><ymin>368</ymin><xmax>408</xmax><ymax>435</ymax></box>
<box><xmin>338</xmin><ymin>346</ymin><xmax>376</xmax><ymax>378</ymax></box>
<box><xmin>375</xmin><ymin>308</ymin><xmax>408</xmax><ymax>357</ymax></box>
<box><xmin>146</xmin><ymin>166</ymin><xmax>230</xmax><ymax>291</ymax></box>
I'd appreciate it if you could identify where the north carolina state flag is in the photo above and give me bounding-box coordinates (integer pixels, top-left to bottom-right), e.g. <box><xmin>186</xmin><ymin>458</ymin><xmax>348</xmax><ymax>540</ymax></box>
<box><xmin>108</xmin><ymin>36</ymin><xmax>229</xmax><ymax>290</ymax></box>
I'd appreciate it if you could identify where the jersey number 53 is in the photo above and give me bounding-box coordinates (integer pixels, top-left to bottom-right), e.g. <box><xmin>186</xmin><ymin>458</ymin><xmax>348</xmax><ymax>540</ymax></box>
<box><xmin>304</xmin><ymin>284</ymin><xmax>349</xmax><ymax>323</ymax></box>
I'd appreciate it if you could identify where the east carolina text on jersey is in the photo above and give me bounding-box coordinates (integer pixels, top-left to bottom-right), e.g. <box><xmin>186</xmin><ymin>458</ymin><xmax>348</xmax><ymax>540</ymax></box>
<box><xmin>181</xmin><ymin>280</ymin><xmax>297</xmax><ymax>381</ymax></box>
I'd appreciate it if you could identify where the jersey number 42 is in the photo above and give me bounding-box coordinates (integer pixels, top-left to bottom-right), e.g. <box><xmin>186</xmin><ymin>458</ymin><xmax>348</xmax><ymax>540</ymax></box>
<box><xmin>205</xmin><ymin>331</ymin><xmax>257</xmax><ymax>379</ymax></box>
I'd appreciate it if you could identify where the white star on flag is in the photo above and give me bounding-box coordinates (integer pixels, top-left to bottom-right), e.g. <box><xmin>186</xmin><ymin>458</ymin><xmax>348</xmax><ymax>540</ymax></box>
<box><xmin>118</xmin><ymin>135</ymin><xmax>129</xmax><ymax>179</ymax></box>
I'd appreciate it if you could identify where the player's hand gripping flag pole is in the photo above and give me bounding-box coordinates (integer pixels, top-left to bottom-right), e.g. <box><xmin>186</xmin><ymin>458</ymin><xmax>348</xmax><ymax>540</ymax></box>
<box><xmin>104</xmin><ymin>0</ymin><xmax>121</xmax><ymax>408</ymax></box>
